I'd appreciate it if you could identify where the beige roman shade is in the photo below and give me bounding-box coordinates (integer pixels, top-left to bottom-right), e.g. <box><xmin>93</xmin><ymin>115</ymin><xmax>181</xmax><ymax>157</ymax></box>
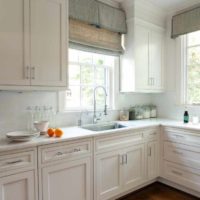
<box><xmin>172</xmin><ymin>5</ymin><xmax>200</xmax><ymax>38</ymax></box>
<box><xmin>69</xmin><ymin>19</ymin><xmax>123</xmax><ymax>54</ymax></box>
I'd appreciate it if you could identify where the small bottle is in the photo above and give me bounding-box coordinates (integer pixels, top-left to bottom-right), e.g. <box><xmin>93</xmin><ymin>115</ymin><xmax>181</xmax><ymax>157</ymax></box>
<box><xmin>184</xmin><ymin>111</ymin><xmax>189</xmax><ymax>123</ymax></box>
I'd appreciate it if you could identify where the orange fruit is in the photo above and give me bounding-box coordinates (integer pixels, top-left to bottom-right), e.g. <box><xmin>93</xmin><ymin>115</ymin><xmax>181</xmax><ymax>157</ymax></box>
<box><xmin>55</xmin><ymin>128</ymin><xmax>63</xmax><ymax>138</ymax></box>
<box><xmin>47</xmin><ymin>128</ymin><xmax>55</xmax><ymax>137</ymax></box>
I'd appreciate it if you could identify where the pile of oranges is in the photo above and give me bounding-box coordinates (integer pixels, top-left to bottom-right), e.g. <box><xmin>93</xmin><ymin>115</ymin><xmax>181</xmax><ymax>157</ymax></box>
<box><xmin>47</xmin><ymin>128</ymin><xmax>63</xmax><ymax>138</ymax></box>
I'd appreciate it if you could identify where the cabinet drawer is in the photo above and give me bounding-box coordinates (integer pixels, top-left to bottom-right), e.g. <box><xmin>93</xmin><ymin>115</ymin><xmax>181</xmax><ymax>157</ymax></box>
<box><xmin>143</xmin><ymin>128</ymin><xmax>159</xmax><ymax>140</ymax></box>
<box><xmin>39</xmin><ymin>140</ymin><xmax>91</xmax><ymax>165</ymax></box>
<box><xmin>163</xmin><ymin>128</ymin><xmax>200</xmax><ymax>145</ymax></box>
<box><xmin>95</xmin><ymin>131</ymin><xmax>143</xmax><ymax>153</ymax></box>
<box><xmin>163</xmin><ymin>161</ymin><xmax>200</xmax><ymax>192</ymax></box>
<box><xmin>164</xmin><ymin>141</ymin><xmax>200</xmax><ymax>169</ymax></box>
<box><xmin>0</xmin><ymin>149</ymin><xmax>36</xmax><ymax>177</ymax></box>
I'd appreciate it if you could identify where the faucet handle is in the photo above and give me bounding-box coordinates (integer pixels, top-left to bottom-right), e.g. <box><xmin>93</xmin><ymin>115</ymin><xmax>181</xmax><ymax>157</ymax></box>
<box><xmin>104</xmin><ymin>105</ymin><xmax>108</xmax><ymax>116</ymax></box>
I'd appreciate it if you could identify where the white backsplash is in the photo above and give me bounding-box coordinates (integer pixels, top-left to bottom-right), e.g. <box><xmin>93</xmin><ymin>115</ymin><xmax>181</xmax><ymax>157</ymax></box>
<box><xmin>0</xmin><ymin>91</ymin><xmax>152</xmax><ymax>135</ymax></box>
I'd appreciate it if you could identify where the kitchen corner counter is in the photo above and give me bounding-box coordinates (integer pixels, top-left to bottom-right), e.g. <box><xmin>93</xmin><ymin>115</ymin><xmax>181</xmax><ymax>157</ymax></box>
<box><xmin>0</xmin><ymin>118</ymin><xmax>200</xmax><ymax>152</ymax></box>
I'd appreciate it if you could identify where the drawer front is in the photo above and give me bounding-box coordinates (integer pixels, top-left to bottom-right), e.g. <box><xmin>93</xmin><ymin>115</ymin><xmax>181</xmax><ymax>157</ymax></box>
<box><xmin>143</xmin><ymin>128</ymin><xmax>159</xmax><ymax>140</ymax></box>
<box><xmin>40</xmin><ymin>140</ymin><xmax>91</xmax><ymax>165</ymax></box>
<box><xmin>163</xmin><ymin>161</ymin><xmax>200</xmax><ymax>192</ymax></box>
<box><xmin>95</xmin><ymin>131</ymin><xmax>143</xmax><ymax>153</ymax></box>
<box><xmin>164</xmin><ymin>141</ymin><xmax>200</xmax><ymax>169</ymax></box>
<box><xmin>164</xmin><ymin>129</ymin><xmax>200</xmax><ymax>145</ymax></box>
<box><xmin>0</xmin><ymin>149</ymin><xmax>36</xmax><ymax>176</ymax></box>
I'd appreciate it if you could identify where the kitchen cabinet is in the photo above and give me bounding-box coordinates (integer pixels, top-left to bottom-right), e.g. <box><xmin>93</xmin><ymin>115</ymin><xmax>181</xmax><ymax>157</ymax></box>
<box><xmin>147</xmin><ymin>141</ymin><xmax>159</xmax><ymax>180</ymax></box>
<box><xmin>0</xmin><ymin>148</ymin><xmax>37</xmax><ymax>200</ymax></box>
<box><xmin>95</xmin><ymin>150</ymin><xmax>123</xmax><ymax>200</ymax></box>
<box><xmin>30</xmin><ymin>0</ymin><xmax>67</xmax><ymax>87</ymax></box>
<box><xmin>0</xmin><ymin>0</ymin><xmax>30</xmax><ymax>86</ymax></box>
<box><xmin>161</xmin><ymin>127</ymin><xmax>200</xmax><ymax>193</ymax></box>
<box><xmin>38</xmin><ymin>139</ymin><xmax>93</xmax><ymax>200</ymax></box>
<box><xmin>0</xmin><ymin>0</ymin><xmax>68</xmax><ymax>90</ymax></box>
<box><xmin>42</xmin><ymin>158</ymin><xmax>92</xmax><ymax>200</ymax></box>
<box><xmin>122</xmin><ymin>144</ymin><xmax>146</xmax><ymax>190</ymax></box>
<box><xmin>0</xmin><ymin>171</ymin><xmax>36</xmax><ymax>200</ymax></box>
<box><xmin>120</xmin><ymin>19</ymin><xmax>165</xmax><ymax>93</ymax></box>
<box><xmin>95</xmin><ymin>131</ymin><xmax>146</xmax><ymax>200</ymax></box>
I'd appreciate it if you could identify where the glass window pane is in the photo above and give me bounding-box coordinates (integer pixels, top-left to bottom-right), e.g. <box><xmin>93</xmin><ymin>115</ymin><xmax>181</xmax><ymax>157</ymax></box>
<box><xmin>66</xmin><ymin>86</ymin><xmax>80</xmax><ymax>108</ymax></box>
<box><xmin>69</xmin><ymin>49</ymin><xmax>78</xmax><ymax>62</ymax></box>
<box><xmin>104</xmin><ymin>55</ymin><xmax>115</xmax><ymax>66</ymax></box>
<box><xmin>187</xmin><ymin>47</ymin><xmax>200</xmax><ymax>65</ymax></box>
<box><xmin>187</xmin><ymin>31</ymin><xmax>200</xmax><ymax>46</ymax></box>
<box><xmin>79</xmin><ymin>51</ymin><xmax>93</xmax><ymax>64</ymax></box>
<box><xmin>93</xmin><ymin>54</ymin><xmax>105</xmax><ymax>66</ymax></box>
<box><xmin>187</xmin><ymin>47</ymin><xmax>200</xmax><ymax>104</ymax></box>
<box><xmin>81</xmin><ymin>87</ymin><xmax>93</xmax><ymax>107</ymax></box>
<box><xmin>96</xmin><ymin>67</ymin><xmax>105</xmax><ymax>85</ymax></box>
<box><xmin>68</xmin><ymin>64</ymin><xmax>80</xmax><ymax>85</ymax></box>
<box><xmin>81</xmin><ymin>65</ymin><xmax>94</xmax><ymax>85</ymax></box>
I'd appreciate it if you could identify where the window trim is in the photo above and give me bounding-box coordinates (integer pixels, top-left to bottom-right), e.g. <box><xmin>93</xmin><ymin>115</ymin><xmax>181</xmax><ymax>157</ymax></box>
<box><xmin>179</xmin><ymin>33</ymin><xmax>200</xmax><ymax>106</ymax></box>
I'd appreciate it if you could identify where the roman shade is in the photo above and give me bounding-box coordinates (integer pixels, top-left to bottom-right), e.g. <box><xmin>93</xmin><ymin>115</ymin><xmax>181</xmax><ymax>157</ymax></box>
<box><xmin>69</xmin><ymin>0</ymin><xmax>99</xmax><ymax>26</ymax></box>
<box><xmin>69</xmin><ymin>19</ymin><xmax>123</xmax><ymax>54</ymax></box>
<box><xmin>172</xmin><ymin>5</ymin><xmax>200</xmax><ymax>38</ymax></box>
<box><xmin>68</xmin><ymin>0</ymin><xmax>127</xmax><ymax>34</ymax></box>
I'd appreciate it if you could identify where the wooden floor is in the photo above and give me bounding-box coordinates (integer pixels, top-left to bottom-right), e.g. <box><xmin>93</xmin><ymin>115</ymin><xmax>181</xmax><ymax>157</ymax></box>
<box><xmin>118</xmin><ymin>183</ymin><xmax>199</xmax><ymax>200</ymax></box>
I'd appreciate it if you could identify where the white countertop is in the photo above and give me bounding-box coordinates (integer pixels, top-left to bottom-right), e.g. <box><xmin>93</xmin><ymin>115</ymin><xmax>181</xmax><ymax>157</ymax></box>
<box><xmin>1</xmin><ymin>118</ymin><xmax>200</xmax><ymax>152</ymax></box>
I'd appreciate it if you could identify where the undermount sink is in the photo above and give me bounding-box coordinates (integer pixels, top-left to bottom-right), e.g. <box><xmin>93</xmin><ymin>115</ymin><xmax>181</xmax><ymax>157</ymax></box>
<box><xmin>81</xmin><ymin>123</ymin><xmax>127</xmax><ymax>132</ymax></box>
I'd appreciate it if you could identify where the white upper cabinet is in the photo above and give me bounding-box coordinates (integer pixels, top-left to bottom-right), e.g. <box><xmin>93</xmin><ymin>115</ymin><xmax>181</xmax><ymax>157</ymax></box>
<box><xmin>0</xmin><ymin>0</ymin><xmax>68</xmax><ymax>90</ymax></box>
<box><xmin>120</xmin><ymin>0</ymin><xmax>166</xmax><ymax>93</ymax></box>
<box><xmin>120</xmin><ymin>19</ymin><xmax>165</xmax><ymax>93</ymax></box>
<box><xmin>30</xmin><ymin>0</ymin><xmax>67</xmax><ymax>87</ymax></box>
<box><xmin>0</xmin><ymin>0</ymin><xmax>30</xmax><ymax>86</ymax></box>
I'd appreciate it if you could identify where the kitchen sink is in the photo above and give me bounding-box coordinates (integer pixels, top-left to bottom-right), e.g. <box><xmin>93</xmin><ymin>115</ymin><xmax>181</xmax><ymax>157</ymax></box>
<box><xmin>81</xmin><ymin>122</ymin><xmax>127</xmax><ymax>132</ymax></box>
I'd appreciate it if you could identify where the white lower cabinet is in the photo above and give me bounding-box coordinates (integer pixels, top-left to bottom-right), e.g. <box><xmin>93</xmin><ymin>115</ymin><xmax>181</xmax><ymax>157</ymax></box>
<box><xmin>42</xmin><ymin>158</ymin><xmax>92</xmax><ymax>200</ymax></box>
<box><xmin>161</xmin><ymin>127</ymin><xmax>200</xmax><ymax>194</ymax></box>
<box><xmin>0</xmin><ymin>148</ymin><xmax>37</xmax><ymax>200</ymax></box>
<box><xmin>95</xmin><ymin>150</ymin><xmax>123</xmax><ymax>200</ymax></box>
<box><xmin>95</xmin><ymin>143</ymin><xmax>146</xmax><ymax>200</ymax></box>
<box><xmin>38</xmin><ymin>139</ymin><xmax>93</xmax><ymax>200</ymax></box>
<box><xmin>147</xmin><ymin>141</ymin><xmax>159</xmax><ymax>180</ymax></box>
<box><xmin>122</xmin><ymin>144</ymin><xmax>146</xmax><ymax>190</ymax></box>
<box><xmin>0</xmin><ymin>171</ymin><xmax>36</xmax><ymax>200</ymax></box>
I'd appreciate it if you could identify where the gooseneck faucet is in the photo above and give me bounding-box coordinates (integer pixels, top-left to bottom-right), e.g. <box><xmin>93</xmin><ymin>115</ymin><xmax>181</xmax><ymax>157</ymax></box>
<box><xmin>93</xmin><ymin>86</ymin><xmax>108</xmax><ymax>124</ymax></box>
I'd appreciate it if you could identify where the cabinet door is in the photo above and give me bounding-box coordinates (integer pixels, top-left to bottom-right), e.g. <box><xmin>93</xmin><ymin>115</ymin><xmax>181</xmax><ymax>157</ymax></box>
<box><xmin>42</xmin><ymin>158</ymin><xmax>92</xmax><ymax>200</ymax></box>
<box><xmin>147</xmin><ymin>141</ymin><xmax>159</xmax><ymax>180</ymax></box>
<box><xmin>134</xmin><ymin>24</ymin><xmax>150</xmax><ymax>91</ymax></box>
<box><xmin>149</xmin><ymin>30</ymin><xmax>165</xmax><ymax>90</ymax></box>
<box><xmin>123</xmin><ymin>144</ymin><xmax>145</xmax><ymax>191</ymax></box>
<box><xmin>0</xmin><ymin>0</ymin><xmax>30</xmax><ymax>86</ymax></box>
<box><xmin>95</xmin><ymin>150</ymin><xmax>123</xmax><ymax>200</ymax></box>
<box><xmin>0</xmin><ymin>171</ymin><xmax>36</xmax><ymax>200</ymax></box>
<box><xmin>30</xmin><ymin>0</ymin><xmax>67</xmax><ymax>87</ymax></box>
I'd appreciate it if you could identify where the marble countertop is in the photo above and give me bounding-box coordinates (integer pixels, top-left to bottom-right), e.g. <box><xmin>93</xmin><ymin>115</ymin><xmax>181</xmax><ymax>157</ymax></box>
<box><xmin>1</xmin><ymin>118</ymin><xmax>200</xmax><ymax>152</ymax></box>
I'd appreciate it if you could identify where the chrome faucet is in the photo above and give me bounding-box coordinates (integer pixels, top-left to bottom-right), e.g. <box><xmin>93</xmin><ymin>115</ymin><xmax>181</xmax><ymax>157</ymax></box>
<box><xmin>93</xmin><ymin>86</ymin><xmax>108</xmax><ymax>124</ymax></box>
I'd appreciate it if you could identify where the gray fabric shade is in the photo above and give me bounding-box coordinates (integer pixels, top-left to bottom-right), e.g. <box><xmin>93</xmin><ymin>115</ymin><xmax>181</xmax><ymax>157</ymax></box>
<box><xmin>98</xmin><ymin>2</ymin><xmax>127</xmax><ymax>34</ymax></box>
<box><xmin>69</xmin><ymin>0</ymin><xmax>99</xmax><ymax>26</ymax></box>
<box><xmin>69</xmin><ymin>0</ymin><xmax>127</xmax><ymax>34</ymax></box>
<box><xmin>172</xmin><ymin>5</ymin><xmax>200</xmax><ymax>38</ymax></box>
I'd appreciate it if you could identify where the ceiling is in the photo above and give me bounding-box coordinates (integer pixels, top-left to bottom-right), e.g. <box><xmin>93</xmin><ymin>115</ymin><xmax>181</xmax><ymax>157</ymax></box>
<box><xmin>113</xmin><ymin>0</ymin><xmax>200</xmax><ymax>11</ymax></box>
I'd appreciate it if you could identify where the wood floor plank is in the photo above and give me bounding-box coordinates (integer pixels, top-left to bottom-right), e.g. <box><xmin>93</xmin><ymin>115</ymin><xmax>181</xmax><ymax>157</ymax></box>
<box><xmin>117</xmin><ymin>183</ymin><xmax>199</xmax><ymax>200</ymax></box>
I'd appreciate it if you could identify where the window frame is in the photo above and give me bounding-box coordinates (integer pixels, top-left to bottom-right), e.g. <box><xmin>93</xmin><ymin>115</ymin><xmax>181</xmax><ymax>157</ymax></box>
<box><xmin>180</xmin><ymin>32</ymin><xmax>200</xmax><ymax>106</ymax></box>
<box><xmin>58</xmin><ymin>49</ymin><xmax>119</xmax><ymax>112</ymax></box>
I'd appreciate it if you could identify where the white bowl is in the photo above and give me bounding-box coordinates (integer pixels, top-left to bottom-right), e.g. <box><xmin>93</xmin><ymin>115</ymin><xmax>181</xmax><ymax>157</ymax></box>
<box><xmin>34</xmin><ymin>121</ymin><xmax>49</xmax><ymax>134</ymax></box>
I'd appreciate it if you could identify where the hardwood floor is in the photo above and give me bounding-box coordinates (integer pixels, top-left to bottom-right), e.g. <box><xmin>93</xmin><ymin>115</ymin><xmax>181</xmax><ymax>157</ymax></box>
<box><xmin>117</xmin><ymin>183</ymin><xmax>199</xmax><ymax>200</ymax></box>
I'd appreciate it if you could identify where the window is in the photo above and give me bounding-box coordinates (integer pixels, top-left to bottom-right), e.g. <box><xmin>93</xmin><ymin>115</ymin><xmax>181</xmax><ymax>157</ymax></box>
<box><xmin>64</xmin><ymin>49</ymin><xmax>117</xmax><ymax>110</ymax></box>
<box><xmin>184</xmin><ymin>31</ymin><xmax>200</xmax><ymax>105</ymax></box>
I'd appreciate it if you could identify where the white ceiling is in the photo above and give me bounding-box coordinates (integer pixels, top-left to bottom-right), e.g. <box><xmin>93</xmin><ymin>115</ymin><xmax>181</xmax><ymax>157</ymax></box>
<box><xmin>113</xmin><ymin>0</ymin><xmax>200</xmax><ymax>11</ymax></box>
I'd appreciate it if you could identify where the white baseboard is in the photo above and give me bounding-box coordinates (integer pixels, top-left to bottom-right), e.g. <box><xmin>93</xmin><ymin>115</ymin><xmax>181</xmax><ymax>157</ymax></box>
<box><xmin>158</xmin><ymin>177</ymin><xmax>200</xmax><ymax>198</ymax></box>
